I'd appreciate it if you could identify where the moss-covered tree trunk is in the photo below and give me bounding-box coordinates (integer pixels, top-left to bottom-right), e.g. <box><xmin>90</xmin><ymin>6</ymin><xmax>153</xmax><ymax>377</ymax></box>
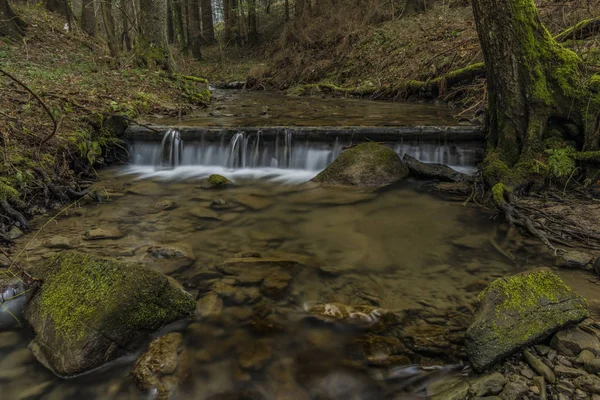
<box><xmin>472</xmin><ymin>0</ymin><xmax>600</xmax><ymax>188</ymax></box>
<box><xmin>200</xmin><ymin>0</ymin><xmax>215</xmax><ymax>44</ymax></box>
<box><xmin>139</xmin><ymin>0</ymin><xmax>176</xmax><ymax>73</ymax></box>
<box><xmin>0</xmin><ymin>0</ymin><xmax>26</xmax><ymax>38</ymax></box>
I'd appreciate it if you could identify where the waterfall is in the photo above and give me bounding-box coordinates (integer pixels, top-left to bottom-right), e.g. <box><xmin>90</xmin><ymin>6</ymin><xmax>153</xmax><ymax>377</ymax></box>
<box><xmin>159</xmin><ymin>129</ymin><xmax>183</xmax><ymax>169</ymax></box>
<box><xmin>129</xmin><ymin>130</ymin><xmax>482</xmax><ymax>175</ymax></box>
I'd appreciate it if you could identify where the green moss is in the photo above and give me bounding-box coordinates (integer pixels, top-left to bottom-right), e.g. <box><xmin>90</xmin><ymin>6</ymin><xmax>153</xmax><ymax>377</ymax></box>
<box><xmin>207</xmin><ymin>174</ymin><xmax>230</xmax><ymax>186</ymax></box>
<box><xmin>491</xmin><ymin>183</ymin><xmax>508</xmax><ymax>204</ymax></box>
<box><xmin>573</xmin><ymin>151</ymin><xmax>600</xmax><ymax>161</ymax></box>
<box><xmin>0</xmin><ymin>180</ymin><xmax>19</xmax><ymax>200</ymax></box>
<box><xmin>36</xmin><ymin>252</ymin><xmax>195</xmax><ymax>342</ymax></box>
<box><xmin>546</xmin><ymin>147</ymin><xmax>576</xmax><ymax>177</ymax></box>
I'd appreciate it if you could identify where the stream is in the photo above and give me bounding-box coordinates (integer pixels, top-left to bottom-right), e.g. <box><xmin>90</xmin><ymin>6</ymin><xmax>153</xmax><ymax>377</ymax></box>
<box><xmin>2</xmin><ymin>92</ymin><xmax>600</xmax><ymax>399</ymax></box>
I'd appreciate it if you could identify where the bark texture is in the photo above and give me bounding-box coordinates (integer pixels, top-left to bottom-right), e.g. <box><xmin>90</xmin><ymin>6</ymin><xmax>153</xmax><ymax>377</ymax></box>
<box><xmin>0</xmin><ymin>0</ymin><xmax>26</xmax><ymax>38</ymax></box>
<box><xmin>188</xmin><ymin>0</ymin><xmax>202</xmax><ymax>59</ymax></box>
<box><xmin>200</xmin><ymin>0</ymin><xmax>215</xmax><ymax>44</ymax></box>
<box><xmin>81</xmin><ymin>0</ymin><xmax>95</xmax><ymax>36</ymax></box>
<box><xmin>101</xmin><ymin>0</ymin><xmax>119</xmax><ymax>58</ymax></box>
<box><xmin>472</xmin><ymin>0</ymin><xmax>600</xmax><ymax>187</ymax></box>
<box><xmin>248</xmin><ymin>0</ymin><xmax>258</xmax><ymax>43</ymax></box>
<box><xmin>140</xmin><ymin>0</ymin><xmax>176</xmax><ymax>73</ymax></box>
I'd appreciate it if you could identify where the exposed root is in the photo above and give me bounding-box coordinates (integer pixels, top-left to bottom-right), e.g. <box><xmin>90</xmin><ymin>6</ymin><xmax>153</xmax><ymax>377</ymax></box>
<box><xmin>0</xmin><ymin>199</ymin><xmax>29</xmax><ymax>232</ymax></box>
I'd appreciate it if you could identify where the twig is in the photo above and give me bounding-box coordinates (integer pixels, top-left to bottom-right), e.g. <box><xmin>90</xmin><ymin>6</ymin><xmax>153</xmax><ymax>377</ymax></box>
<box><xmin>0</xmin><ymin>68</ymin><xmax>58</xmax><ymax>144</ymax></box>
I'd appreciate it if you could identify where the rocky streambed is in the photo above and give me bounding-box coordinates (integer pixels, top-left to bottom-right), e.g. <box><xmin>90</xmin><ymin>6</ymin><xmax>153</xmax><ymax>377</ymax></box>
<box><xmin>1</xmin><ymin>144</ymin><xmax>600</xmax><ymax>399</ymax></box>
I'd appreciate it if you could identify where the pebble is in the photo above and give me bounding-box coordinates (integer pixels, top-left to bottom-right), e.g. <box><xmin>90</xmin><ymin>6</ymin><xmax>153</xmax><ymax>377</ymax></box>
<box><xmin>520</xmin><ymin>365</ymin><xmax>535</xmax><ymax>379</ymax></box>
<box><xmin>195</xmin><ymin>292</ymin><xmax>223</xmax><ymax>320</ymax></box>
<box><xmin>532</xmin><ymin>376</ymin><xmax>546</xmax><ymax>400</ymax></box>
<box><xmin>554</xmin><ymin>365</ymin><xmax>587</xmax><ymax>379</ymax></box>
<box><xmin>43</xmin><ymin>235</ymin><xmax>73</xmax><ymax>249</ymax></box>
<box><xmin>574</xmin><ymin>374</ymin><xmax>600</xmax><ymax>394</ymax></box>
<box><xmin>82</xmin><ymin>227</ymin><xmax>124</xmax><ymax>240</ymax></box>
<box><xmin>535</xmin><ymin>345</ymin><xmax>552</xmax><ymax>356</ymax></box>
<box><xmin>261</xmin><ymin>270</ymin><xmax>291</xmax><ymax>299</ymax></box>
<box><xmin>523</xmin><ymin>350</ymin><xmax>556</xmax><ymax>384</ymax></box>
<box><xmin>576</xmin><ymin>350</ymin><xmax>595</xmax><ymax>364</ymax></box>
<box><xmin>499</xmin><ymin>380</ymin><xmax>528</xmax><ymax>400</ymax></box>
<box><xmin>555</xmin><ymin>354</ymin><xmax>574</xmax><ymax>367</ymax></box>
<box><xmin>584</xmin><ymin>358</ymin><xmax>600</xmax><ymax>374</ymax></box>
<box><xmin>551</xmin><ymin>327</ymin><xmax>600</xmax><ymax>357</ymax></box>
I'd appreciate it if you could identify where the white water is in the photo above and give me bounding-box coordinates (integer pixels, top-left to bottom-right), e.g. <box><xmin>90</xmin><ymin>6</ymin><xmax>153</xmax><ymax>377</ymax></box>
<box><xmin>126</xmin><ymin>130</ymin><xmax>480</xmax><ymax>181</ymax></box>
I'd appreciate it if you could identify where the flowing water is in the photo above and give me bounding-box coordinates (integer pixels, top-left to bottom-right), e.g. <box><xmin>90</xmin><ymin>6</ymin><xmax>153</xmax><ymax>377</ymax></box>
<box><xmin>2</xmin><ymin>94</ymin><xmax>600</xmax><ymax>399</ymax></box>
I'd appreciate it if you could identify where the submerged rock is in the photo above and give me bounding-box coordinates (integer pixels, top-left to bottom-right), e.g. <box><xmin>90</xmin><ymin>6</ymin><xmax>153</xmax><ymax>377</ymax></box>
<box><xmin>199</xmin><ymin>174</ymin><xmax>231</xmax><ymax>189</ymax></box>
<box><xmin>25</xmin><ymin>252</ymin><xmax>195</xmax><ymax>377</ymax></box>
<box><xmin>132</xmin><ymin>332</ymin><xmax>188</xmax><ymax>400</ymax></box>
<box><xmin>402</xmin><ymin>154</ymin><xmax>471</xmax><ymax>182</ymax></box>
<box><xmin>82</xmin><ymin>227</ymin><xmax>124</xmax><ymax>240</ymax></box>
<box><xmin>145</xmin><ymin>244</ymin><xmax>196</xmax><ymax>274</ymax></box>
<box><xmin>551</xmin><ymin>327</ymin><xmax>600</xmax><ymax>356</ymax></box>
<box><xmin>43</xmin><ymin>236</ymin><xmax>73</xmax><ymax>249</ymax></box>
<box><xmin>556</xmin><ymin>251</ymin><xmax>594</xmax><ymax>269</ymax></box>
<box><xmin>312</xmin><ymin>142</ymin><xmax>409</xmax><ymax>187</ymax></box>
<box><xmin>465</xmin><ymin>269</ymin><xmax>588</xmax><ymax>372</ymax></box>
<box><xmin>427</xmin><ymin>372</ymin><xmax>506</xmax><ymax>400</ymax></box>
<box><xmin>7</xmin><ymin>226</ymin><xmax>24</xmax><ymax>240</ymax></box>
<box><xmin>0</xmin><ymin>277</ymin><xmax>28</xmax><ymax>330</ymax></box>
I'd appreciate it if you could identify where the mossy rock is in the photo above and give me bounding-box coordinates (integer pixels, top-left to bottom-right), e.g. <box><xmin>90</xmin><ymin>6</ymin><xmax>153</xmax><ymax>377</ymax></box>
<box><xmin>25</xmin><ymin>252</ymin><xmax>195</xmax><ymax>377</ymax></box>
<box><xmin>465</xmin><ymin>269</ymin><xmax>588</xmax><ymax>372</ymax></box>
<box><xmin>312</xmin><ymin>143</ymin><xmax>408</xmax><ymax>187</ymax></box>
<box><xmin>200</xmin><ymin>174</ymin><xmax>232</xmax><ymax>189</ymax></box>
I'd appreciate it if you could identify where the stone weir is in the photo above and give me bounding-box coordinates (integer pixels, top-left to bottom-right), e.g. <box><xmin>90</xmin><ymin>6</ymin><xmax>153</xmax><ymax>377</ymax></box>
<box><xmin>124</xmin><ymin>124</ymin><xmax>485</xmax><ymax>173</ymax></box>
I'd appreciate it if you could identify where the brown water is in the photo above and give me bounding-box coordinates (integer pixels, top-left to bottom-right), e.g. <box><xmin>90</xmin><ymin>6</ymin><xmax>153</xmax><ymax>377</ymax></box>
<box><xmin>144</xmin><ymin>90</ymin><xmax>467</xmax><ymax>127</ymax></box>
<box><xmin>5</xmin><ymin>167</ymin><xmax>600</xmax><ymax>400</ymax></box>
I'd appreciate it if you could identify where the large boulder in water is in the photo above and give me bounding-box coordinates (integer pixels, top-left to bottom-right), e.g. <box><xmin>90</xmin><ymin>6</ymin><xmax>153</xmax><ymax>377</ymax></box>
<box><xmin>465</xmin><ymin>269</ymin><xmax>588</xmax><ymax>371</ymax></box>
<box><xmin>312</xmin><ymin>143</ymin><xmax>408</xmax><ymax>187</ymax></box>
<box><xmin>25</xmin><ymin>252</ymin><xmax>195</xmax><ymax>377</ymax></box>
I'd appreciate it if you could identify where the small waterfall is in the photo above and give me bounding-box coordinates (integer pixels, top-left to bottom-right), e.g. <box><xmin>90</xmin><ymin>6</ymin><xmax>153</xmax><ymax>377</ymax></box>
<box><xmin>129</xmin><ymin>130</ymin><xmax>482</xmax><ymax>175</ymax></box>
<box><xmin>159</xmin><ymin>129</ymin><xmax>183</xmax><ymax>169</ymax></box>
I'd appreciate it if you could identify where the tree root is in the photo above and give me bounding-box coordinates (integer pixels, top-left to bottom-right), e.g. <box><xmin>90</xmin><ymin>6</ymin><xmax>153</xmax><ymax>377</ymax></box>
<box><xmin>0</xmin><ymin>200</ymin><xmax>29</xmax><ymax>232</ymax></box>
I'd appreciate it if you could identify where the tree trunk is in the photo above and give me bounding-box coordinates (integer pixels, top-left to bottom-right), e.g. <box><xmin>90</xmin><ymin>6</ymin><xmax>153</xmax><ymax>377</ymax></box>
<box><xmin>45</xmin><ymin>0</ymin><xmax>73</xmax><ymax>27</ymax></box>
<box><xmin>139</xmin><ymin>0</ymin><xmax>176</xmax><ymax>73</ymax></box>
<box><xmin>172</xmin><ymin>0</ymin><xmax>186</xmax><ymax>50</ymax></box>
<box><xmin>295</xmin><ymin>0</ymin><xmax>304</xmax><ymax>17</ymax></box>
<box><xmin>284</xmin><ymin>0</ymin><xmax>289</xmax><ymax>21</ymax></box>
<box><xmin>248</xmin><ymin>0</ymin><xmax>257</xmax><ymax>44</ymax></box>
<box><xmin>472</xmin><ymin>0</ymin><xmax>600</xmax><ymax>188</ymax></box>
<box><xmin>223</xmin><ymin>0</ymin><xmax>233</xmax><ymax>44</ymax></box>
<box><xmin>81</xmin><ymin>0</ymin><xmax>95</xmax><ymax>36</ymax></box>
<box><xmin>0</xmin><ymin>0</ymin><xmax>25</xmax><ymax>38</ymax></box>
<box><xmin>121</xmin><ymin>0</ymin><xmax>133</xmax><ymax>51</ymax></box>
<box><xmin>167</xmin><ymin>0</ymin><xmax>175</xmax><ymax>43</ymax></box>
<box><xmin>200</xmin><ymin>0</ymin><xmax>215</xmax><ymax>44</ymax></box>
<box><xmin>188</xmin><ymin>0</ymin><xmax>202</xmax><ymax>59</ymax></box>
<box><xmin>101</xmin><ymin>0</ymin><xmax>119</xmax><ymax>58</ymax></box>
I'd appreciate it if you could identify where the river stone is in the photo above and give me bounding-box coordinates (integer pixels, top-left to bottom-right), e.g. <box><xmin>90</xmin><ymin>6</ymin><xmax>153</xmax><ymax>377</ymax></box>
<box><xmin>235</xmin><ymin>194</ymin><xmax>274</xmax><ymax>210</ymax></box>
<box><xmin>524</xmin><ymin>350</ymin><xmax>556</xmax><ymax>383</ymax></box>
<box><xmin>557</xmin><ymin>251</ymin><xmax>594</xmax><ymax>269</ymax></box>
<box><xmin>498</xmin><ymin>380</ymin><xmax>529</xmax><ymax>400</ymax></box>
<box><xmin>312</xmin><ymin>142</ymin><xmax>409</xmax><ymax>187</ymax></box>
<box><xmin>195</xmin><ymin>292</ymin><xmax>223</xmax><ymax>320</ymax></box>
<box><xmin>428</xmin><ymin>372</ymin><xmax>507</xmax><ymax>400</ymax></box>
<box><xmin>308</xmin><ymin>303</ymin><xmax>395</xmax><ymax>332</ymax></box>
<box><xmin>145</xmin><ymin>244</ymin><xmax>196</xmax><ymax>274</ymax></box>
<box><xmin>7</xmin><ymin>226</ymin><xmax>24</xmax><ymax>240</ymax></box>
<box><xmin>132</xmin><ymin>332</ymin><xmax>188</xmax><ymax>400</ymax></box>
<box><xmin>199</xmin><ymin>174</ymin><xmax>231</xmax><ymax>189</ymax></box>
<box><xmin>551</xmin><ymin>327</ymin><xmax>600</xmax><ymax>356</ymax></box>
<box><xmin>554</xmin><ymin>365</ymin><xmax>588</xmax><ymax>378</ymax></box>
<box><xmin>187</xmin><ymin>207</ymin><xmax>220</xmax><ymax>220</ymax></box>
<box><xmin>43</xmin><ymin>236</ymin><xmax>73</xmax><ymax>249</ymax></box>
<box><xmin>574</xmin><ymin>374</ymin><xmax>600</xmax><ymax>394</ymax></box>
<box><xmin>82</xmin><ymin>227</ymin><xmax>124</xmax><ymax>240</ymax></box>
<box><xmin>465</xmin><ymin>269</ymin><xmax>588</xmax><ymax>372</ymax></box>
<box><xmin>238</xmin><ymin>340</ymin><xmax>272</xmax><ymax>371</ymax></box>
<box><xmin>402</xmin><ymin>154</ymin><xmax>470</xmax><ymax>182</ymax></box>
<box><xmin>24</xmin><ymin>252</ymin><xmax>195</xmax><ymax>377</ymax></box>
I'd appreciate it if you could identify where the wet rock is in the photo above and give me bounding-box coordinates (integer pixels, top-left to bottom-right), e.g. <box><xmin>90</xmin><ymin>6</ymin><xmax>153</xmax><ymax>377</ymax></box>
<box><xmin>211</xmin><ymin>281</ymin><xmax>238</xmax><ymax>301</ymax></box>
<box><xmin>0</xmin><ymin>277</ymin><xmax>28</xmax><ymax>330</ymax></box>
<box><xmin>554</xmin><ymin>364</ymin><xmax>587</xmax><ymax>379</ymax></box>
<box><xmin>312</xmin><ymin>142</ymin><xmax>409</xmax><ymax>187</ymax></box>
<box><xmin>402</xmin><ymin>154</ymin><xmax>471</xmax><ymax>182</ymax></box>
<box><xmin>551</xmin><ymin>327</ymin><xmax>600</xmax><ymax>356</ymax></box>
<box><xmin>153</xmin><ymin>199</ymin><xmax>177</xmax><ymax>210</ymax></box>
<box><xmin>25</xmin><ymin>252</ymin><xmax>195</xmax><ymax>377</ymax></box>
<box><xmin>132</xmin><ymin>332</ymin><xmax>188</xmax><ymax>400</ymax></box>
<box><xmin>210</xmin><ymin>199</ymin><xmax>236</xmax><ymax>210</ymax></box>
<box><xmin>532</xmin><ymin>376</ymin><xmax>546</xmax><ymax>400</ymax></box>
<box><xmin>574</xmin><ymin>374</ymin><xmax>600</xmax><ymax>394</ymax></box>
<box><xmin>465</xmin><ymin>269</ymin><xmax>588</xmax><ymax>371</ymax></box>
<box><xmin>187</xmin><ymin>207</ymin><xmax>220</xmax><ymax>220</ymax></box>
<box><xmin>428</xmin><ymin>372</ymin><xmax>506</xmax><ymax>400</ymax></box>
<box><xmin>524</xmin><ymin>350</ymin><xmax>556</xmax><ymax>383</ymax></box>
<box><xmin>0</xmin><ymin>254</ymin><xmax>10</xmax><ymax>267</ymax></box>
<box><xmin>425</xmin><ymin>181</ymin><xmax>473</xmax><ymax>197</ymax></box>
<box><xmin>577</xmin><ymin>349</ymin><xmax>596</xmax><ymax>364</ymax></box>
<box><xmin>235</xmin><ymin>194</ymin><xmax>274</xmax><ymax>210</ymax></box>
<box><xmin>261</xmin><ymin>270</ymin><xmax>291</xmax><ymax>299</ymax></box>
<box><xmin>7</xmin><ymin>226</ymin><xmax>24</xmax><ymax>240</ymax></box>
<box><xmin>43</xmin><ymin>235</ymin><xmax>73</xmax><ymax>249</ymax></box>
<box><xmin>83</xmin><ymin>228</ymin><xmax>124</xmax><ymax>240</ymax></box>
<box><xmin>308</xmin><ymin>303</ymin><xmax>395</xmax><ymax>331</ymax></box>
<box><xmin>452</xmin><ymin>234</ymin><xmax>489</xmax><ymax>250</ymax></box>
<box><xmin>535</xmin><ymin>344</ymin><xmax>552</xmax><ymax>356</ymax></box>
<box><xmin>499</xmin><ymin>380</ymin><xmax>529</xmax><ymax>400</ymax></box>
<box><xmin>219</xmin><ymin>256</ymin><xmax>301</xmax><ymax>273</ymax></box>
<box><xmin>238</xmin><ymin>340</ymin><xmax>272</xmax><ymax>371</ymax></box>
<box><xmin>146</xmin><ymin>244</ymin><xmax>196</xmax><ymax>274</ymax></box>
<box><xmin>557</xmin><ymin>251</ymin><xmax>594</xmax><ymax>269</ymax></box>
<box><xmin>195</xmin><ymin>292</ymin><xmax>223</xmax><ymax>320</ymax></box>
<box><xmin>201</xmin><ymin>174</ymin><xmax>231</xmax><ymax>189</ymax></box>
<box><xmin>0</xmin><ymin>331</ymin><xmax>20</xmax><ymax>349</ymax></box>
<box><xmin>584</xmin><ymin>358</ymin><xmax>600</xmax><ymax>374</ymax></box>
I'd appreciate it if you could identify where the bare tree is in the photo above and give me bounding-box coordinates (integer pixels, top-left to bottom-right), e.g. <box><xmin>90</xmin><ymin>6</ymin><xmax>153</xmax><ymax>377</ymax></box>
<box><xmin>200</xmin><ymin>0</ymin><xmax>215</xmax><ymax>44</ymax></box>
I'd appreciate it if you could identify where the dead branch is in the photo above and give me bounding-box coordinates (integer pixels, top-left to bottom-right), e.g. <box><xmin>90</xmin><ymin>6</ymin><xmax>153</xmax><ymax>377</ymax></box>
<box><xmin>0</xmin><ymin>68</ymin><xmax>58</xmax><ymax>144</ymax></box>
<box><xmin>554</xmin><ymin>17</ymin><xmax>600</xmax><ymax>43</ymax></box>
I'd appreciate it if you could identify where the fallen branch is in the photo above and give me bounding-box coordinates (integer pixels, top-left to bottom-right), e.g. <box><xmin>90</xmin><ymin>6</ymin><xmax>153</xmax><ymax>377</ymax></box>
<box><xmin>0</xmin><ymin>68</ymin><xmax>58</xmax><ymax>144</ymax></box>
<box><xmin>0</xmin><ymin>200</ymin><xmax>29</xmax><ymax>232</ymax></box>
<box><xmin>554</xmin><ymin>17</ymin><xmax>600</xmax><ymax>43</ymax></box>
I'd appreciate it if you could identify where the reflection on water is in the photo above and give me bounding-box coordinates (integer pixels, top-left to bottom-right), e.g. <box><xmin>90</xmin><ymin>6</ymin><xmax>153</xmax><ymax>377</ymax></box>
<box><xmin>1</xmin><ymin>170</ymin><xmax>565</xmax><ymax>399</ymax></box>
<box><xmin>144</xmin><ymin>90</ymin><xmax>468</xmax><ymax>127</ymax></box>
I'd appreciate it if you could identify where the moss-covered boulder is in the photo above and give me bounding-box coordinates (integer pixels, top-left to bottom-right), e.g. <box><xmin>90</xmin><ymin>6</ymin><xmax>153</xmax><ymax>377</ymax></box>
<box><xmin>465</xmin><ymin>269</ymin><xmax>588</xmax><ymax>372</ymax></box>
<box><xmin>312</xmin><ymin>143</ymin><xmax>408</xmax><ymax>187</ymax></box>
<box><xmin>199</xmin><ymin>174</ymin><xmax>231</xmax><ymax>189</ymax></box>
<box><xmin>25</xmin><ymin>252</ymin><xmax>195</xmax><ymax>377</ymax></box>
